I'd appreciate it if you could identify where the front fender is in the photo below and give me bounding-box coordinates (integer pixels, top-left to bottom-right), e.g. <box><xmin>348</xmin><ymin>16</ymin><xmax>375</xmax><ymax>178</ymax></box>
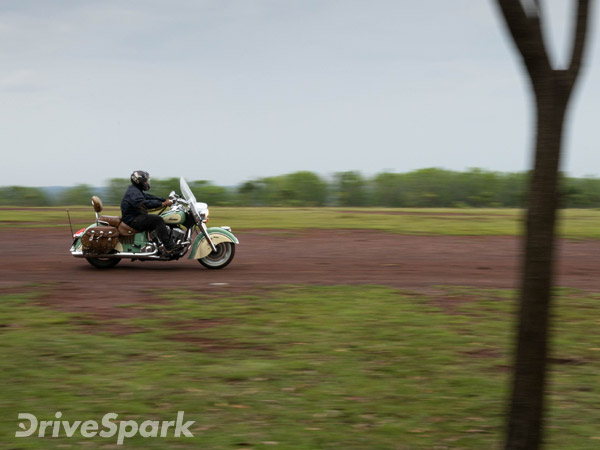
<box><xmin>188</xmin><ymin>227</ymin><xmax>239</xmax><ymax>259</ymax></box>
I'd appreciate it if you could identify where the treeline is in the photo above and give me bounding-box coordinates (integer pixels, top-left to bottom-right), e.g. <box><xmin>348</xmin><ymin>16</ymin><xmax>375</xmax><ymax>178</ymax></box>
<box><xmin>3</xmin><ymin>168</ymin><xmax>600</xmax><ymax>208</ymax></box>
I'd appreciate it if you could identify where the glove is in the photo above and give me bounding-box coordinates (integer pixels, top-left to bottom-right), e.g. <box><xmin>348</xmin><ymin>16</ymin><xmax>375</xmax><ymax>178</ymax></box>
<box><xmin>162</xmin><ymin>200</ymin><xmax>173</xmax><ymax>207</ymax></box>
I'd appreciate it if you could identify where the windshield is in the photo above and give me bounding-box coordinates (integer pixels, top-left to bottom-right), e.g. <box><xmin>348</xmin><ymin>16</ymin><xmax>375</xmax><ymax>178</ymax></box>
<box><xmin>180</xmin><ymin>177</ymin><xmax>197</xmax><ymax>203</ymax></box>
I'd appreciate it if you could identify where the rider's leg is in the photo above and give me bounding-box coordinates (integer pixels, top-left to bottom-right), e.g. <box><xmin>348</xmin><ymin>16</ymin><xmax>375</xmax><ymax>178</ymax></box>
<box><xmin>130</xmin><ymin>214</ymin><xmax>172</xmax><ymax>247</ymax></box>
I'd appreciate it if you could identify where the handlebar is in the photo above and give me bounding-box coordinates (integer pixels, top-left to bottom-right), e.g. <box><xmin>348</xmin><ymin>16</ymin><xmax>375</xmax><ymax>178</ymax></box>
<box><xmin>170</xmin><ymin>196</ymin><xmax>189</xmax><ymax>206</ymax></box>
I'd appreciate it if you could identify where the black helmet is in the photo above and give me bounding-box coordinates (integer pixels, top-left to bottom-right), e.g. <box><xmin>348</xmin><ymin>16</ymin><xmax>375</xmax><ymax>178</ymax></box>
<box><xmin>131</xmin><ymin>170</ymin><xmax>150</xmax><ymax>190</ymax></box>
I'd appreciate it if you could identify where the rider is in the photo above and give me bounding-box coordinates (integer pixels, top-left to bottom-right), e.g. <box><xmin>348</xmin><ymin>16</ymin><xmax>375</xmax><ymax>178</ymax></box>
<box><xmin>121</xmin><ymin>170</ymin><xmax>175</xmax><ymax>252</ymax></box>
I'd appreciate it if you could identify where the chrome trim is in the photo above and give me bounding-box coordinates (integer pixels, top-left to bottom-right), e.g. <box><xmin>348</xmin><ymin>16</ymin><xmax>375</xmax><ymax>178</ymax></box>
<box><xmin>71</xmin><ymin>249</ymin><xmax>159</xmax><ymax>258</ymax></box>
<box><xmin>177</xmin><ymin>242</ymin><xmax>191</xmax><ymax>258</ymax></box>
<box><xmin>199</xmin><ymin>222</ymin><xmax>217</xmax><ymax>252</ymax></box>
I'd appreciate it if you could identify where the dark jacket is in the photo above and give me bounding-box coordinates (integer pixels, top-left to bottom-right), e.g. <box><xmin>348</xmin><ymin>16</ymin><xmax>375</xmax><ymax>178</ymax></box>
<box><xmin>121</xmin><ymin>184</ymin><xmax>165</xmax><ymax>225</ymax></box>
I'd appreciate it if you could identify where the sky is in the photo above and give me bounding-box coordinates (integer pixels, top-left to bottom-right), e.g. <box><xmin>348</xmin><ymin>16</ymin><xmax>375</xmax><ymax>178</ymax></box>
<box><xmin>1</xmin><ymin>0</ymin><xmax>599</xmax><ymax>187</ymax></box>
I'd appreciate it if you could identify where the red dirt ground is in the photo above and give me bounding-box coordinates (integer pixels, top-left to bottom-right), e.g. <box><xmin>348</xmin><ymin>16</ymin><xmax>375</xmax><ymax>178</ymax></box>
<box><xmin>2</xmin><ymin>228</ymin><xmax>600</xmax><ymax>315</ymax></box>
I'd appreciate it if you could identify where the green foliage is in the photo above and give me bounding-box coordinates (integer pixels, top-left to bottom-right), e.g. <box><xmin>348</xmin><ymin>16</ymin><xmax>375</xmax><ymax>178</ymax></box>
<box><xmin>237</xmin><ymin>171</ymin><xmax>328</xmax><ymax>206</ymax></box>
<box><xmin>283</xmin><ymin>171</ymin><xmax>328</xmax><ymax>206</ymax></box>
<box><xmin>5</xmin><ymin>168</ymin><xmax>600</xmax><ymax>207</ymax></box>
<box><xmin>372</xmin><ymin>172</ymin><xmax>404</xmax><ymax>206</ymax></box>
<box><xmin>146</xmin><ymin>177</ymin><xmax>180</xmax><ymax>199</ymax></box>
<box><xmin>562</xmin><ymin>175</ymin><xmax>600</xmax><ymax>207</ymax></box>
<box><xmin>105</xmin><ymin>178</ymin><xmax>130</xmax><ymax>206</ymax></box>
<box><xmin>237</xmin><ymin>180</ymin><xmax>263</xmax><ymax>205</ymax></box>
<box><xmin>188</xmin><ymin>180</ymin><xmax>233</xmax><ymax>206</ymax></box>
<box><xmin>333</xmin><ymin>171</ymin><xmax>368</xmax><ymax>206</ymax></box>
<box><xmin>373</xmin><ymin>168</ymin><xmax>528</xmax><ymax>208</ymax></box>
<box><xmin>0</xmin><ymin>186</ymin><xmax>49</xmax><ymax>206</ymax></box>
<box><xmin>97</xmin><ymin>178</ymin><xmax>233</xmax><ymax>207</ymax></box>
<box><xmin>57</xmin><ymin>184</ymin><xmax>95</xmax><ymax>206</ymax></box>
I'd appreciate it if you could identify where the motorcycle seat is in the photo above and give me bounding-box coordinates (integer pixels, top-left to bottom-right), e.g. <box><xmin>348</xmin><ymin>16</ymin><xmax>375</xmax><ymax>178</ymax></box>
<box><xmin>98</xmin><ymin>215</ymin><xmax>122</xmax><ymax>228</ymax></box>
<box><xmin>117</xmin><ymin>221</ymin><xmax>139</xmax><ymax>237</ymax></box>
<box><xmin>98</xmin><ymin>215</ymin><xmax>139</xmax><ymax>236</ymax></box>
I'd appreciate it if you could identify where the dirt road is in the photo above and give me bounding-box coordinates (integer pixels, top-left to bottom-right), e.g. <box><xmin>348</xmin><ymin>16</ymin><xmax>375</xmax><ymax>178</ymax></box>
<box><xmin>2</xmin><ymin>228</ymin><xmax>599</xmax><ymax>314</ymax></box>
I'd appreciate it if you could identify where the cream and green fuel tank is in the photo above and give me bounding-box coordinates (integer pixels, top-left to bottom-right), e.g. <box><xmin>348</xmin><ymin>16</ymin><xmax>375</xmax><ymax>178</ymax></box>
<box><xmin>161</xmin><ymin>210</ymin><xmax>186</xmax><ymax>225</ymax></box>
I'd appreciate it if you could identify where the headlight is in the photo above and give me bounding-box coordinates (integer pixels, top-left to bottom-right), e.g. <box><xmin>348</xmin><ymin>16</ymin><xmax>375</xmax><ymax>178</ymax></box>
<box><xmin>192</xmin><ymin>202</ymin><xmax>209</xmax><ymax>222</ymax></box>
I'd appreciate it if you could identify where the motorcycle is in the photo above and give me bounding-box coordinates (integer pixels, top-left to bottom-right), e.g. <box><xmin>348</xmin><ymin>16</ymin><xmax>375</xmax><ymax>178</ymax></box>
<box><xmin>69</xmin><ymin>177</ymin><xmax>239</xmax><ymax>269</ymax></box>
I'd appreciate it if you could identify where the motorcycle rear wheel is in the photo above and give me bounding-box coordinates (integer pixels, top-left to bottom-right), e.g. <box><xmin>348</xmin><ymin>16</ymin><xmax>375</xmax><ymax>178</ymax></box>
<box><xmin>198</xmin><ymin>242</ymin><xmax>235</xmax><ymax>269</ymax></box>
<box><xmin>86</xmin><ymin>257</ymin><xmax>121</xmax><ymax>269</ymax></box>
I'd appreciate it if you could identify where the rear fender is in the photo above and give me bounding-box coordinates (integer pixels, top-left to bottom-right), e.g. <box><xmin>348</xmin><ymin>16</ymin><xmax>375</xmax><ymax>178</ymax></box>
<box><xmin>188</xmin><ymin>227</ymin><xmax>239</xmax><ymax>259</ymax></box>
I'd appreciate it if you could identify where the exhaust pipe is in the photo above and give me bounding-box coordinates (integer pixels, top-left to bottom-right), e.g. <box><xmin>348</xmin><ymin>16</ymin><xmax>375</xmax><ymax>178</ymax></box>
<box><xmin>71</xmin><ymin>250</ymin><xmax>159</xmax><ymax>258</ymax></box>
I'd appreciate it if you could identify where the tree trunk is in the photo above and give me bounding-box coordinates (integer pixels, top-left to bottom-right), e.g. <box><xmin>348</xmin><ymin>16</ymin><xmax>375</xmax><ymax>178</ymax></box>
<box><xmin>494</xmin><ymin>2</ymin><xmax>591</xmax><ymax>447</ymax></box>
<box><xmin>505</xmin><ymin>76</ymin><xmax>569</xmax><ymax>449</ymax></box>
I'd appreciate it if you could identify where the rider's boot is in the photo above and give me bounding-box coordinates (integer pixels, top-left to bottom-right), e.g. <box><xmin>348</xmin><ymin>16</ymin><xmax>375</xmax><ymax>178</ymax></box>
<box><xmin>164</xmin><ymin>242</ymin><xmax>178</xmax><ymax>254</ymax></box>
<box><xmin>160</xmin><ymin>237</ymin><xmax>179</xmax><ymax>255</ymax></box>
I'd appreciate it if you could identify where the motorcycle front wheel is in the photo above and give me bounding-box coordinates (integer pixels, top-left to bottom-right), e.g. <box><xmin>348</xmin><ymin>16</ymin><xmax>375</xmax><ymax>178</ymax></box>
<box><xmin>86</xmin><ymin>257</ymin><xmax>121</xmax><ymax>269</ymax></box>
<box><xmin>198</xmin><ymin>242</ymin><xmax>235</xmax><ymax>269</ymax></box>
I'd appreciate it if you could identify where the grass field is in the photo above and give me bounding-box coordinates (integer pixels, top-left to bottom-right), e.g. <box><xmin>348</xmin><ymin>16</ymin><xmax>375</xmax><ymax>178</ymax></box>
<box><xmin>2</xmin><ymin>207</ymin><xmax>599</xmax><ymax>448</ymax></box>
<box><xmin>2</xmin><ymin>206</ymin><xmax>600</xmax><ymax>238</ymax></box>
<box><xmin>1</xmin><ymin>286</ymin><xmax>599</xmax><ymax>449</ymax></box>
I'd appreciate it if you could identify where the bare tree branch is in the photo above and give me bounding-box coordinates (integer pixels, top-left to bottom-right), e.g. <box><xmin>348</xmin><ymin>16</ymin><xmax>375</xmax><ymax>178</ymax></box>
<box><xmin>524</xmin><ymin>0</ymin><xmax>542</xmax><ymax>17</ymax></box>
<box><xmin>533</xmin><ymin>0</ymin><xmax>542</xmax><ymax>20</ymax></box>
<box><xmin>567</xmin><ymin>0</ymin><xmax>592</xmax><ymax>82</ymax></box>
<box><xmin>496</xmin><ymin>0</ymin><xmax>551</xmax><ymax>79</ymax></box>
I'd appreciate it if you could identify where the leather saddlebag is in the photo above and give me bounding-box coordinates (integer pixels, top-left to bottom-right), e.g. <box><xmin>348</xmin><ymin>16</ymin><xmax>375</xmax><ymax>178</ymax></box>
<box><xmin>82</xmin><ymin>226</ymin><xmax>119</xmax><ymax>254</ymax></box>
